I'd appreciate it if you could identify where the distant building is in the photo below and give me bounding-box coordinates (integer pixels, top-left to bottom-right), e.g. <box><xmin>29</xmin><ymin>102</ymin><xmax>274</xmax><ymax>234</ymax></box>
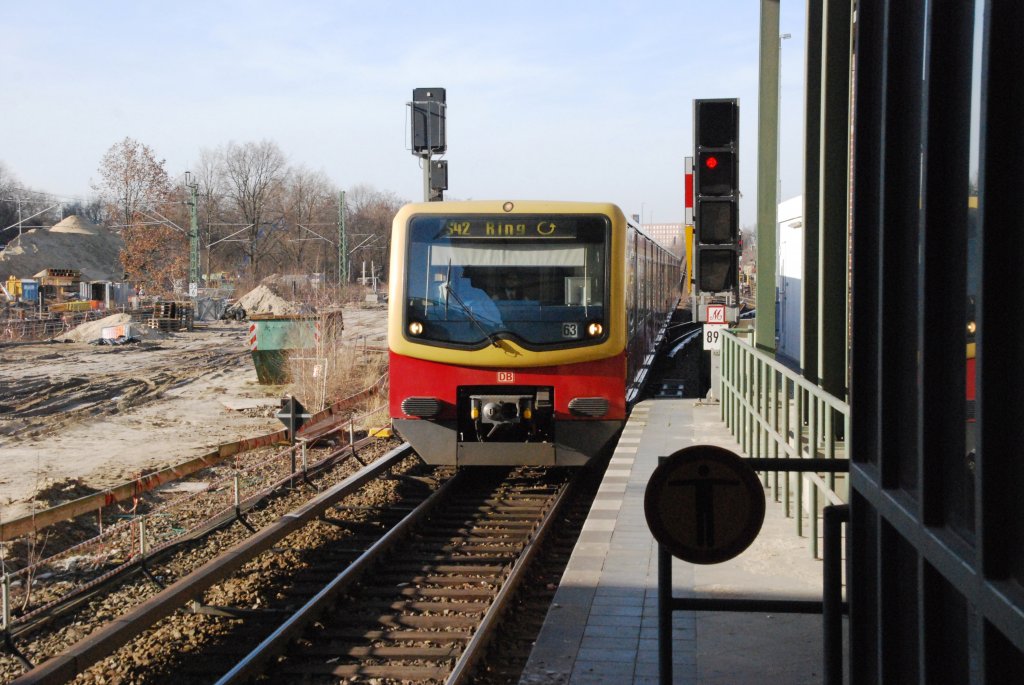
<box><xmin>641</xmin><ymin>223</ymin><xmax>685</xmax><ymax>260</ymax></box>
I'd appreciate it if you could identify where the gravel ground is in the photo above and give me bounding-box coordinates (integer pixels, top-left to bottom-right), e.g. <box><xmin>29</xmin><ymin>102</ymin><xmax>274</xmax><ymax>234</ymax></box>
<box><xmin>0</xmin><ymin>437</ymin><xmax>419</xmax><ymax>684</ymax></box>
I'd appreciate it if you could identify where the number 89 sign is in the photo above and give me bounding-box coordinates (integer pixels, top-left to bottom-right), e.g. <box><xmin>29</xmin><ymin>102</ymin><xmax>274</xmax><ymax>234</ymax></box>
<box><xmin>703</xmin><ymin>325</ymin><xmax>726</xmax><ymax>351</ymax></box>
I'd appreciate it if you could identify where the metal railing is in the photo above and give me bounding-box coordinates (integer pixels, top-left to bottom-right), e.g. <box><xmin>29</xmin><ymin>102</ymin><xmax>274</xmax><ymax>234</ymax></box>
<box><xmin>719</xmin><ymin>330</ymin><xmax>849</xmax><ymax>557</ymax></box>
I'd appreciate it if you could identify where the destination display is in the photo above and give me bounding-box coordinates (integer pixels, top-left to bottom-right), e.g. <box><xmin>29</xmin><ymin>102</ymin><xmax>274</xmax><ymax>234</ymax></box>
<box><xmin>437</xmin><ymin>216</ymin><xmax>580</xmax><ymax>240</ymax></box>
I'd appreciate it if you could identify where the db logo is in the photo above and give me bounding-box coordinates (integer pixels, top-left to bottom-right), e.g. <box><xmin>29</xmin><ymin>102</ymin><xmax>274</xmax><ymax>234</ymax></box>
<box><xmin>497</xmin><ymin>371</ymin><xmax>515</xmax><ymax>384</ymax></box>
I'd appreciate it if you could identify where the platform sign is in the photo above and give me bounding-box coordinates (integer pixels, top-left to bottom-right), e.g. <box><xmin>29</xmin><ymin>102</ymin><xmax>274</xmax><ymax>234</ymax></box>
<box><xmin>644</xmin><ymin>445</ymin><xmax>765</xmax><ymax>564</ymax></box>
<box><xmin>706</xmin><ymin>304</ymin><xmax>726</xmax><ymax>324</ymax></box>
<box><xmin>703</xmin><ymin>324</ymin><xmax>727</xmax><ymax>351</ymax></box>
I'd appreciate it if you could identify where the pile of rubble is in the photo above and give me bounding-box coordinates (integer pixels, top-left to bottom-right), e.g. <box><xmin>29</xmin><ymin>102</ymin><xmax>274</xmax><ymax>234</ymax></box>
<box><xmin>55</xmin><ymin>313</ymin><xmax>167</xmax><ymax>343</ymax></box>
<box><xmin>230</xmin><ymin>284</ymin><xmax>311</xmax><ymax>318</ymax></box>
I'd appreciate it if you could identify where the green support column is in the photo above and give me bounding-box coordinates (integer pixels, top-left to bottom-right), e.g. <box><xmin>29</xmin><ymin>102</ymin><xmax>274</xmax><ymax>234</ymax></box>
<box><xmin>819</xmin><ymin>0</ymin><xmax>852</xmax><ymax>400</ymax></box>
<box><xmin>187</xmin><ymin>174</ymin><xmax>200</xmax><ymax>299</ymax></box>
<box><xmin>338</xmin><ymin>190</ymin><xmax>348</xmax><ymax>286</ymax></box>
<box><xmin>802</xmin><ymin>0</ymin><xmax>823</xmax><ymax>383</ymax></box>
<box><xmin>755</xmin><ymin>0</ymin><xmax>781</xmax><ymax>353</ymax></box>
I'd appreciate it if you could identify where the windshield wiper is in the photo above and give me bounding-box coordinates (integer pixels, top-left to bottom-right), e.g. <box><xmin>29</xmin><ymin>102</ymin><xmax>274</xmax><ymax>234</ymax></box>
<box><xmin>443</xmin><ymin>282</ymin><xmax>502</xmax><ymax>348</ymax></box>
<box><xmin>444</xmin><ymin>259</ymin><xmax>451</xmax><ymax>318</ymax></box>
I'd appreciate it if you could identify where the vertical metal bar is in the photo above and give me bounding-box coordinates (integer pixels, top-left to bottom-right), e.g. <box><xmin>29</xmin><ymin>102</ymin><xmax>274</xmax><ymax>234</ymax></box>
<box><xmin>734</xmin><ymin>341</ymin><xmax>741</xmax><ymax>430</ymax></box>
<box><xmin>772</xmin><ymin>369</ymin><xmax>780</xmax><ymax>501</ymax></box>
<box><xmin>721</xmin><ymin>337</ymin><xmax>729</xmax><ymax>423</ymax></box>
<box><xmin>659</xmin><ymin>543</ymin><xmax>672</xmax><ymax>685</ymax></box>
<box><xmin>422</xmin><ymin>150</ymin><xmax>432</xmax><ymax>201</ymax></box>
<box><xmin>786</xmin><ymin>463</ymin><xmax>793</xmax><ymax>518</ymax></box>
<box><xmin>747</xmin><ymin>352</ymin><xmax>755</xmax><ymax>455</ymax></box>
<box><xmin>810</xmin><ymin>394</ymin><xmax>820</xmax><ymax>459</ymax></box>
<box><xmin>138</xmin><ymin>515</ymin><xmax>147</xmax><ymax>559</ymax></box>
<box><xmin>802</xmin><ymin>0</ymin><xmax>823</xmax><ymax>386</ymax></box>
<box><xmin>723</xmin><ymin>338</ymin><xmax>732</xmax><ymax>431</ymax></box>
<box><xmin>740</xmin><ymin>350</ymin><xmax>749</xmax><ymax>452</ymax></box>
<box><xmin>819</xmin><ymin>0</ymin><xmax>853</xmax><ymax>405</ymax></box>
<box><xmin>847</xmin><ymin>0</ymin><xmax>883</xmax><ymax>671</ymax></box>
<box><xmin>823</xmin><ymin>400</ymin><xmax>829</xmax><ymax>455</ymax></box>
<box><xmin>762</xmin><ymin>361</ymin><xmax>770</xmax><ymax>485</ymax></box>
<box><xmin>724</xmin><ymin>338</ymin><xmax>733</xmax><ymax>429</ymax></box>
<box><xmin>825</xmin><ymin>404</ymin><xmax>836</xmax><ymax>490</ymax></box>
<box><xmin>797</xmin><ymin>469</ymin><xmax>805</xmax><ymax>537</ymax></box>
<box><xmin>783</xmin><ymin>376</ymin><xmax>792</xmax><ymax>452</ymax></box>
<box><xmin>823</xmin><ymin>504</ymin><xmax>848</xmax><ymax>685</ymax></box>
<box><xmin>755</xmin><ymin>0</ymin><xmax>780</xmax><ymax>352</ymax></box>
<box><xmin>301</xmin><ymin>439</ymin><xmax>308</xmax><ymax>475</ymax></box>
<box><xmin>784</xmin><ymin>378</ymin><xmax>792</xmax><ymax>517</ymax></box>
<box><xmin>2</xmin><ymin>573</ymin><xmax>9</xmax><ymax>631</ymax></box>
<box><xmin>740</xmin><ymin>343</ymin><xmax>748</xmax><ymax>443</ymax></box>
<box><xmin>760</xmin><ymin>359</ymin><xmax>768</xmax><ymax>459</ymax></box>
<box><xmin>736</xmin><ymin>346</ymin><xmax>743</xmax><ymax>440</ymax></box>
<box><xmin>796</xmin><ymin>386</ymin><xmax>804</xmax><ymax>457</ymax></box>
<box><xmin>811</xmin><ymin>487</ymin><xmax>820</xmax><ymax>558</ymax></box>
<box><xmin>234</xmin><ymin>475</ymin><xmax>242</xmax><ymax>519</ymax></box>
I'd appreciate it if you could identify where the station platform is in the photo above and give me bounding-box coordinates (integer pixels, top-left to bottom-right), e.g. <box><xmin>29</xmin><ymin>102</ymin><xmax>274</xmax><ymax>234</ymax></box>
<box><xmin>519</xmin><ymin>398</ymin><xmax>839</xmax><ymax>685</ymax></box>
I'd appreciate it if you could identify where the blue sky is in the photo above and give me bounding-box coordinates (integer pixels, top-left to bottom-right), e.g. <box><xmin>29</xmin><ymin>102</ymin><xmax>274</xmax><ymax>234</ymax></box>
<box><xmin>3</xmin><ymin>1</ymin><xmax>808</xmax><ymax>225</ymax></box>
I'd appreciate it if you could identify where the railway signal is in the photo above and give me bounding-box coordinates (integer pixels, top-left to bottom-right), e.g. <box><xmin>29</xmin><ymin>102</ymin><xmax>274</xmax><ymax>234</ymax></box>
<box><xmin>410</xmin><ymin>88</ymin><xmax>448</xmax><ymax>202</ymax></box>
<box><xmin>410</xmin><ymin>87</ymin><xmax>446</xmax><ymax>155</ymax></box>
<box><xmin>277</xmin><ymin>395</ymin><xmax>311</xmax><ymax>443</ymax></box>
<box><xmin>429</xmin><ymin>160</ymin><xmax>448</xmax><ymax>202</ymax></box>
<box><xmin>693</xmin><ymin>99</ymin><xmax>740</xmax><ymax>307</ymax></box>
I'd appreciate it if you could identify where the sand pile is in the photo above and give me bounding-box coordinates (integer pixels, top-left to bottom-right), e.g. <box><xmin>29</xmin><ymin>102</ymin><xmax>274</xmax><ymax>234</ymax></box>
<box><xmin>55</xmin><ymin>313</ymin><xmax>166</xmax><ymax>343</ymax></box>
<box><xmin>0</xmin><ymin>215</ymin><xmax>123</xmax><ymax>281</ymax></box>
<box><xmin>234</xmin><ymin>285</ymin><xmax>305</xmax><ymax>316</ymax></box>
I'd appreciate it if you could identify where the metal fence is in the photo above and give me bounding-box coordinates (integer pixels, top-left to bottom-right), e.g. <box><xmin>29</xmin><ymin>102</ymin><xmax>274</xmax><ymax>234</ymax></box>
<box><xmin>0</xmin><ymin>305</ymin><xmax>185</xmax><ymax>342</ymax></box>
<box><xmin>719</xmin><ymin>330</ymin><xmax>849</xmax><ymax>557</ymax></box>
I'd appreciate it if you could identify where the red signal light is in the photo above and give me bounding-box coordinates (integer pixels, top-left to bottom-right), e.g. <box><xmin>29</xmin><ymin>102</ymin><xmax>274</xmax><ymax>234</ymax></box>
<box><xmin>705</xmin><ymin>156</ymin><xmax>719</xmax><ymax>169</ymax></box>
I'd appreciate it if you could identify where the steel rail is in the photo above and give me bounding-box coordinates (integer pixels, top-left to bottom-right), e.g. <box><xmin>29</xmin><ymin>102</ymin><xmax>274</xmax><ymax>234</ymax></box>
<box><xmin>9</xmin><ymin>443</ymin><xmax>416</xmax><ymax>685</ymax></box>
<box><xmin>446</xmin><ymin>472</ymin><xmax>577</xmax><ymax>684</ymax></box>
<box><xmin>215</xmin><ymin>470</ymin><xmax>464</xmax><ymax>684</ymax></box>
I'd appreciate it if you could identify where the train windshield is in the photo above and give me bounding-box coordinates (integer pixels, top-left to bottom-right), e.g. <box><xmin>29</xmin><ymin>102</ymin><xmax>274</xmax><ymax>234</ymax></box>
<box><xmin>404</xmin><ymin>214</ymin><xmax>609</xmax><ymax>347</ymax></box>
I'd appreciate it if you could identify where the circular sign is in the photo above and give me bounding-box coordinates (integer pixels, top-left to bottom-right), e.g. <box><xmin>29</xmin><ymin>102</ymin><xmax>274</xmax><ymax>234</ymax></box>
<box><xmin>644</xmin><ymin>445</ymin><xmax>765</xmax><ymax>564</ymax></box>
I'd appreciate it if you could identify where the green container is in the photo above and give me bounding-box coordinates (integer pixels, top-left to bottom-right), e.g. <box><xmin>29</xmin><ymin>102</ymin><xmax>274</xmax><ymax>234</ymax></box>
<box><xmin>248</xmin><ymin>315</ymin><xmax>319</xmax><ymax>385</ymax></box>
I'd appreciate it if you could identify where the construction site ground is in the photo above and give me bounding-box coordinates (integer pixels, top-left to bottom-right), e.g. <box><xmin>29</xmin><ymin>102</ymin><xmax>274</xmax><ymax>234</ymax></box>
<box><xmin>0</xmin><ymin>305</ymin><xmax>389</xmax><ymax>523</ymax></box>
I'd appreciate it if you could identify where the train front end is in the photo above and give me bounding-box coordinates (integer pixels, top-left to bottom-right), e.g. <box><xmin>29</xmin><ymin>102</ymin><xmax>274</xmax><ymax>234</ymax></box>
<box><xmin>388</xmin><ymin>201</ymin><xmax>628</xmax><ymax>466</ymax></box>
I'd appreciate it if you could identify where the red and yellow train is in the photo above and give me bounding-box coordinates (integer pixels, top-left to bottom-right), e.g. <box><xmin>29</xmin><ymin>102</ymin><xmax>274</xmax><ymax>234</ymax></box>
<box><xmin>387</xmin><ymin>200</ymin><xmax>682</xmax><ymax>466</ymax></box>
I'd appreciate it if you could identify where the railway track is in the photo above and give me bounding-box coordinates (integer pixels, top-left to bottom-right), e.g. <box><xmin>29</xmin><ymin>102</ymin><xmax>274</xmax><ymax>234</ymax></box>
<box><xmin>2</xmin><ymin>441</ymin><xmax>425</xmax><ymax>684</ymax></box>
<box><xmin>7</xmin><ymin>450</ymin><xmax>578</xmax><ymax>684</ymax></box>
<box><xmin>220</xmin><ymin>465</ymin><xmax>572</xmax><ymax>684</ymax></box>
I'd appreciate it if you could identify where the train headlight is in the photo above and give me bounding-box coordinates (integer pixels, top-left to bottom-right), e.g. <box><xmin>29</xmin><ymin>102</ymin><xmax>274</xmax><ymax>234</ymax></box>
<box><xmin>408</xmin><ymin>320</ymin><xmax>424</xmax><ymax>336</ymax></box>
<box><xmin>587</xmin><ymin>322</ymin><xmax>603</xmax><ymax>337</ymax></box>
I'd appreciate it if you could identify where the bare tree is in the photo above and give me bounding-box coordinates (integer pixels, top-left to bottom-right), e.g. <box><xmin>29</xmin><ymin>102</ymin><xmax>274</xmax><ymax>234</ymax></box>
<box><xmin>0</xmin><ymin>163</ymin><xmax>24</xmax><ymax>243</ymax></box>
<box><xmin>92</xmin><ymin>138</ymin><xmax>171</xmax><ymax>229</ymax></box>
<box><xmin>346</xmin><ymin>185</ymin><xmax>406</xmax><ymax>285</ymax></box>
<box><xmin>280</xmin><ymin>166</ymin><xmax>337</xmax><ymax>276</ymax></box>
<box><xmin>93</xmin><ymin>138</ymin><xmax>183</xmax><ymax>293</ymax></box>
<box><xmin>220</xmin><ymin>140</ymin><xmax>288</xmax><ymax>276</ymax></box>
<box><xmin>61</xmin><ymin>198</ymin><xmax>106</xmax><ymax>225</ymax></box>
